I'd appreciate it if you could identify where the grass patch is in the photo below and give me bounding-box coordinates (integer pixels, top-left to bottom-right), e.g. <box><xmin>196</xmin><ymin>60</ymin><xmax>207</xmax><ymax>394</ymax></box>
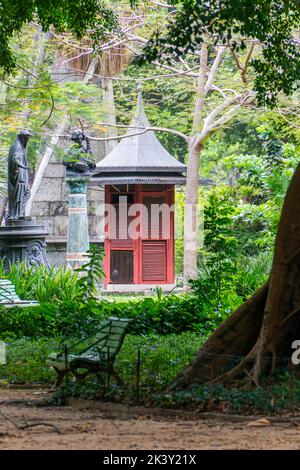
<box><xmin>0</xmin><ymin>333</ymin><xmax>204</xmax><ymax>387</ymax></box>
<box><xmin>0</xmin><ymin>338</ymin><xmax>59</xmax><ymax>385</ymax></box>
<box><xmin>2</xmin><ymin>335</ymin><xmax>298</xmax><ymax>416</ymax></box>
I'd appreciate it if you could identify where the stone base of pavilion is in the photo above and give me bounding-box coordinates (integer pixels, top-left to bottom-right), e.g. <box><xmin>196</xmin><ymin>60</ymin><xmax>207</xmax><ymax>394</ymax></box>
<box><xmin>102</xmin><ymin>283</ymin><xmax>178</xmax><ymax>295</ymax></box>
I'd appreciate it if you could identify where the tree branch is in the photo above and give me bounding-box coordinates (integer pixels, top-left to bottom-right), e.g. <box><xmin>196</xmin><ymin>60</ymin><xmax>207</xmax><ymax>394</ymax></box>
<box><xmin>152</xmin><ymin>61</ymin><xmax>199</xmax><ymax>78</ymax></box>
<box><xmin>53</xmin><ymin>123</ymin><xmax>188</xmax><ymax>143</ymax></box>
<box><xmin>204</xmin><ymin>46</ymin><xmax>226</xmax><ymax>95</ymax></box>
<box><xmin>87</xmin><ymin>122</ymin><xmax>188</xmax><ymax>142</ymax></box>
<box><xmin>197</xmin><ymin>92</ymin><xmax>256</xmax><ymax>144</ymax></box>
<box><xmin>231</xmin><ymin>49</ymin><xmax>242</xmax><ymax>70</ymax></box>
<box><xmin>202</xmin><ymin>93</ymin><xmax>247</xmax><ymax>131</ymax></box>
<box><xmin>192</xmin><ymin>41</ymin><xmax>208</xmax><ymax>134</ymax></box>
<box><xmin>241</xmin><ymin>43</ymin><xmax>255</xmax><ymax>84</ymax></box>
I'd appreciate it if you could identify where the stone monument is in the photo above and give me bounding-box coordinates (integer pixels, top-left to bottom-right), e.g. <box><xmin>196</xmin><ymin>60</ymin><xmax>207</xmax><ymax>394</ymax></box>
<box><xmin>64</xmin><ymin>130</ymin><xmax>95</xmax><ymax>267</ymax></box>
<box><xmin>0</xmin><ymin>130</ymin><xmax>49</xmax><ymax>268</ymax></box>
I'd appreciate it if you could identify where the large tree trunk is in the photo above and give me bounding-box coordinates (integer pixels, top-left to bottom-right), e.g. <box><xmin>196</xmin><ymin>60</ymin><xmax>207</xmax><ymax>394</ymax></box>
<box><xmin>174</xmin><ymin>162</ymin><xmax>300</xmax><ymax>388</ymax></box>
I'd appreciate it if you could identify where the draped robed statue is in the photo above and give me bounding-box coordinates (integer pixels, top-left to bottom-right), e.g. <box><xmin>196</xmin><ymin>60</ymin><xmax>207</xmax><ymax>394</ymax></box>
<box><xmin>7</xmin><ymin>130</ymin><xmax>32</xmax><ymax>220</ymax></box>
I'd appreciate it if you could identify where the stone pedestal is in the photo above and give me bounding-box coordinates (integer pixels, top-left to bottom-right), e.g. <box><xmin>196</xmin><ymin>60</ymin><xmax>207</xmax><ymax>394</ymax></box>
<box><xmin>0</xmin><ymin>218</ymin><xmax>49</xmax><ymax>268</ymax></box>
<box><xmin>66</xmin><ymin>173</ymin><xmax>90</xmax><ymax>268</ymax></box>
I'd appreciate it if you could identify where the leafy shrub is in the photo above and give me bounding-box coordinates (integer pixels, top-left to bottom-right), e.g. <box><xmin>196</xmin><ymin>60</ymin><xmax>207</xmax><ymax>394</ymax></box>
<box><xmin>234</xmin><ymin>253</ymin><xmax>272</xmax><ymax>299</ymax></box>
<box><xmin>0</xmin><ymin>261</ymin><xmax>83</xmax><ymax>303</ymax></box>
<box><xmin>0</xmin><ymin>338</ymin><xmax>58</xmax><ymax>384</ymax></box>
<box><xmin>0</xmin><ymin>258</ymin><xmax>232</xmax><ymax>338</ymax></box>
<box><xmin>0</xmin><ymin>245</ymin><xmax>105</xmax><ymax>304</ymax></box>
<box><xmin>152</xmin><ymin>385</ymin><xmax>281</xmax><ymax>413</ymax></box>
<box><xmin>0</xmin><ymin>333</ymin><xmax>203</xmax><ymax>387</ymax></box>
<box><xmin>0</xmin><ymin>291</ymin><xmax>224</xmax><ymax>339</ymax></box>
<box><xmin>74</xmin><ymin>244</ymin><xmax>105</xmax><ymax>298</ymax></box>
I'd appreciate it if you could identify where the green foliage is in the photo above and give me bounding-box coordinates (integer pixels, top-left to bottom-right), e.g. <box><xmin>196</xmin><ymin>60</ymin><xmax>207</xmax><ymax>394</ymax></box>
<box><xmin>74</xmin><ymin>244</ymin><xmax>105</xmax><ymax>299</ymax></box>
<box><xmin>154</xmin><ymin>380</ymin><xmax>297</xmax><ymax>414</ymax></box>
<box><xmin>0</xmin><ymin>260</ymin><xmax>225</xmax><ymax>338</ymax></box>
<box><xmin>204</xmin><ymin>191</ymin><xmax>237</xmax><ymax>257</ymax></box>
<box><xmin>0</xmin><ymin>245</ymin><xmax>104</xmax><ymax>305</ymax></box>
<box><xmin>260</xmin><ymin>130</ymin><xmax>284</xmax><ymax>169</ymax></box>
<box><xmin>0</xmin><ymin>338</ymin><xmax>58</xmax><ymax>384</ymax></box>
<box><xmin>0</xmin><ymin>261</ymin><xmax>83</xmax><ymax>303</ymax></box>
<box><xmin>0</xmin><ymin>0</ymin><xmax>118</xmax><ymax>73</ymax></box>
<box><xmin>189</xmin><ymin>176</ymin><xmax>276</xmax><ymax>314</ymax></box>
<box><xmin>0</xmin><ymin>294</ymin><xmax>218</xmax><ymax>340</ymax></box>
<box><xmin>234</xmin><ymin>253</ymin><xmax>272</xmax><ymax>299</ymax></box>
<box><xmin>139</xmin><ymin>0</ymin><xmax>300</xmax><ymax>106</ymax></box>
<box><xmin>2</xmin><ymin>335</ymin><xmax>299</xmax><ymax>415</ymax></box>
<box><xmin>0</xmin><ymin>333</ymin><xmax>202</xmax><ymax>388</ymax></box>
<box><xmin>190</xmin><ymin>189</ymin><xmax>239</xmax><ymax>313</ymax></box>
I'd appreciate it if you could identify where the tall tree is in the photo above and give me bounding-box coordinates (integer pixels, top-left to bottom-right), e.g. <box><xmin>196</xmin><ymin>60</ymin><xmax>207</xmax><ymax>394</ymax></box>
<box><xmin>183</xmin><ymin>40</ymin><xmax>255</xmax><ymax>280</ymax></box>
<box><xmin>139</xmin><ymin>0</ymin><xmax>300</xmax><ymax>107</ymax></box>
<box><xmin>0</xmin><ymin>0</ymin><xmax>117</xmax><ymax>73</ymax></box>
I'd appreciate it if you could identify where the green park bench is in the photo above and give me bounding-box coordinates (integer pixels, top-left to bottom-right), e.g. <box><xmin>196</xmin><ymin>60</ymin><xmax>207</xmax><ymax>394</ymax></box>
<box><xmin>0</xmin><ymin>279</ymin><xmax>39</xmax><ymax>308</ymax></box>
<box><xmin>47</xmin><ymin>317</ymin><xmax>132</xmax><ymax>388</ymax></box>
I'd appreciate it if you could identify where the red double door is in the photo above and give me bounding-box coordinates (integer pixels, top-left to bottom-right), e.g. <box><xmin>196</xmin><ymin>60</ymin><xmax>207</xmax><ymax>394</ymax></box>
<box><xmin>104</xmin><ymin>184</ymin><xmax>174</xmax><ymax>285</ymax></box>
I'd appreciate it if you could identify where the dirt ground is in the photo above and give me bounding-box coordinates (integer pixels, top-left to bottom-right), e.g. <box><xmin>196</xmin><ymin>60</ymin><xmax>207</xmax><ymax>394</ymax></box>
<box><xmin>0</xmin><ymin>389</ymin><xmax>300</xmax><ymax>450</ymax></box>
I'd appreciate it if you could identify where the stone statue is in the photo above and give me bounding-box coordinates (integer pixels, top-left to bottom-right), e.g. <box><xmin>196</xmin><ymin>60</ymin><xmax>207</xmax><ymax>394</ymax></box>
<box><xmin>8</xmin><ymin>130</ymin><xmax>32</xmax><ymax>220</ymax></box>
<box><xmin>63</xmin><ymin>130</ymin><xmax>96</xmax><ymax>173</ymax></box>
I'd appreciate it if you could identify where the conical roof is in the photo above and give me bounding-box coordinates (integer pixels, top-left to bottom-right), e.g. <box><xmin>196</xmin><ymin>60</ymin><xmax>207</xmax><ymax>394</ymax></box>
<box><xmin>95</xmin><ymin>86</ymin><xmax>186</xmax><ymax>175</ymax></box>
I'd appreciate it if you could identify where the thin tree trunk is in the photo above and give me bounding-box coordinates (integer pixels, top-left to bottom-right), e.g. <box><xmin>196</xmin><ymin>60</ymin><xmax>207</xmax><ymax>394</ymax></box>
<box><xmin>183</xmin><ymin>143</ymin><xmax>202</xmax><ymax>280</ymax></box>
<box><xmin>28</xmin><ymin>30</ymin><xmax>50</xmax><ymax>87</ymax></box>
<box><xmin>183</xmin><ymin>42</ymin><xmax>208</xmax><ymax>282</ymax></box>
<box><xmin>0</xmin><ymin>82</ymin><xmax>8</xmax><ymax>224</ymax></box>
<box><xmin>101</xmin><ymin>78</ymin><xmax>118</xmax><ymax>154</ymax></box>
<box><xmin>0</xmin><ymin>82</ymin><xmax>7</xmax><ymax>104</ymax></box>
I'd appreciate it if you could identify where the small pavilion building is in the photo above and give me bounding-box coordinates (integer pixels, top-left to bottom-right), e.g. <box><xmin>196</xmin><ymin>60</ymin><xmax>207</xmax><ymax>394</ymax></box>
<box><xmin>91</xmin><ymin>88</ymin><xmax>186</xmax><ymax>289</ymax></box>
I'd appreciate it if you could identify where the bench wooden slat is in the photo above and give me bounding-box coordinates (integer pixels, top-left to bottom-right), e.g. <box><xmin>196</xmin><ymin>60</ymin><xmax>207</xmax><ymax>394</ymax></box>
<box><xmin>0</xmin><ymin>284</ymin><xmax>19</xmax><ymax>300</ymax></box>
<box><xmin>0</xmin><ymin>279</ymin><xmax>38</xmax><ymax>307</ymax></box>
<box><xmin>47</xmin><ymin>316</ymin><xmax>132</xmax><ymax>387</ymax></box>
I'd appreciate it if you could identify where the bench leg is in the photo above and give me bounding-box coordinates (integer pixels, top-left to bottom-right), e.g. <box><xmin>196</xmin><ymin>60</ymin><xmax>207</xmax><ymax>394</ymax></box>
<box><xmin>54</xmin><ymin>368</ymin><xmax>66</xmax><ymax>388</ymax></box>
<box><xmin>109</xmin><ymin>365</ymin><xmax>123</xmax><ymax>386</ymax></box>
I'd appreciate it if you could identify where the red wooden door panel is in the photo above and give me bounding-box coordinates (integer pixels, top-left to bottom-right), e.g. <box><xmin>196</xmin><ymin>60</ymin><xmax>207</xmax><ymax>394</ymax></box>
<box><xmin>142</xmin><ymin>196</ymin><xmax>166</xmax><ymax>239</ymax></box>
<box><xmin>110</xmin><ymin>250</ymin><xmax>133</xmax><ymax>284</ymax></box>
<box><xmin>142</xmin><ymin>240</ymin><xmax>167</xmax><ymax>282</ymax></box>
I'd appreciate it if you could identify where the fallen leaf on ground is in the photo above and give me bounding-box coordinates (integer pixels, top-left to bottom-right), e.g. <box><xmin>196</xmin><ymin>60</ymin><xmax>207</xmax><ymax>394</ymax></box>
<box><xmin>247</xmin><ymin>418</ymin><xmax>271</xmax><ymax>427</ymax></box>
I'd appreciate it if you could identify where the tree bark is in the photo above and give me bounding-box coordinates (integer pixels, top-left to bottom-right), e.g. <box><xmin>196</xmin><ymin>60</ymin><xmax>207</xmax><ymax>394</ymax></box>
<box><xmin>174</xmin><ymin>163</ymin><xmax>300</xmax><ymax>388</ymax></box>
<box><xmin>183</xmin><ymin>42</ymin><xmax>208</xmax><ymax>282</ymax></box>
<box><xmin>101</xmin><ymin>78</ymin><xmax>118</xmax><ymax>155</ymax></box>
<box><xmin>172</xmin><ymin>283</ymin><xmax>268</xmax><ymax>388</ymax></box>
<box><xmin>0</xmin><ymin>82</ymin><xmax>8</xmax><ymax>224</ymax></box>
<box><xmin>183</xmin><ymin>143</ymin><xmax>202</xmax><ymax>281</ymax></box>
<box><xmin>182</xmin><ymin>43</ymin><xmax>254</xmax><ymax>284</ymax></box>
